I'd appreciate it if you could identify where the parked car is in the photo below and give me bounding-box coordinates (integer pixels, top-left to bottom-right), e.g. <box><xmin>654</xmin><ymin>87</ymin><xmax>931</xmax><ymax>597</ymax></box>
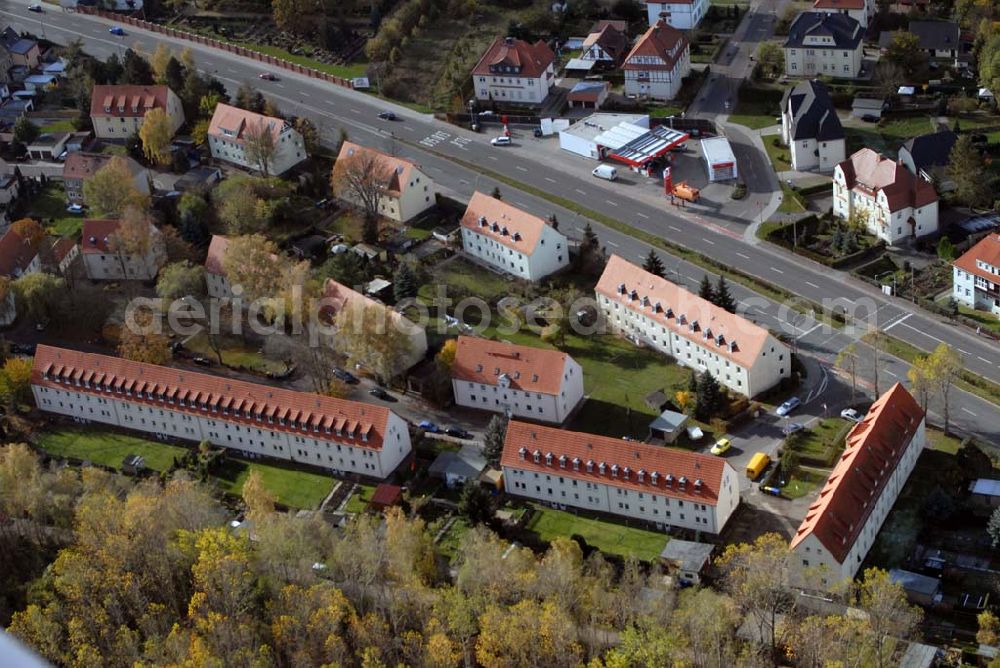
<box><xmin>369</xmin><ymin>387</ymin><xmax>394</xmax><ymax>401</ymax></box>
<box><xmin>418</xmin><ymin>420</ymin><xmax>440</xmax><ymax>433</ymax></box>
<box><xmin>710</xmin><ymin>437</ymin><xmax>731</xmax><ymax>455</ymax></box>
<box><xmin>840</xmin><ymin>408</ymin><xmax>862</xmax><ymax>423</ymax></box>
<box><xmin>258</xmin><ymin>72</ymin><xmax>277</xmax><ymax>81</ymax></box>
<box><xmin>10</xmin><ymin>343</ymin><xmax>36</xmax><ymax>355</ymax></box>
<box><xmin>491</xmin><ymin>136</ymin><xmax>512</xmax><ymax>146</ymax></box>
<box><xmin>66</xmin><ymin>204</ymin><xmax>84</xmax><ymax>214</ymax></box>
<box><xmin>776</xmin><ymin>397</ymin><xmax>801</xmax><ymax>417</ymax></box>
<box><xmin>783</xmin><ymin>422</ymin><xmax>805</xmax><ymax>435</ymax></box>
<box><xmin>109</xmin><ymin>26</ymin><xmax>126</xmax><ymax>36</ymax></box>
<box><xmin>446</xmin><ymin>427</ymin><xmax>472</xmax><ymax>439</ymax></box>
<box><xmin>377</xmin><ymin>111</ymin><xmax>397</xmax><ymax>120</ymax></box>
<box><xmin>28</xmin><ymin>3</ymin><xmax>43</xmax><ymax>11</ymax></box>
<box><xmin>192</xmin><ymin>357</ymin><xmax>213</xmax><ymax>367</ymax></box>
<box><xmin>860</xmin><ymin>114</ymin><xmax>879</xmax><ymax>123</ymax></box>
<box><xmin>332</xmin><ymin>367</ymin><xmax>359</xmax><ymax>384</ymax></box>
<box><xmin>532</xmin><ymin>127</ymin><xmax>543</xmax><ymax>137</ymax></box>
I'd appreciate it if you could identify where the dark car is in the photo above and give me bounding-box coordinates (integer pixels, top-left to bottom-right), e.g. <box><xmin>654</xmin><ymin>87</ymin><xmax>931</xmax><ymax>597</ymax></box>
<box><xmin>445</xmin><ymin>427</ymin><xmax>472</xmax><ymax>440</ymax></box>
<box><xmin>192</xmin><ymin>357</ymin><xmax>213</xmax><ymax>367</ymax></box>
<box><xmin>109</xmin><ymin>26</ymin><xmax>125</xmax><ymax>36</ymax></box>
<box><xmin>28</xmin><ymin>3</ymin><xmax>43</xmax><ymax>11</ymax></box>
<box><xmin>258</xmin><ymin>72</ymin><xmax>278</xmax><ymax>81</ymax></box>
<box><xmin>860</xmin><ymin>114</ymin><xmax>879</xmax><ymax>123</ymax></box>
<box><xmin>533</xmin><ymin>127</ymin><xmax>543</xmax><ymax>138</ymax></box>
<box><xmin>369</xmin><ymin>386</ymin><xmax>395</xmax><ymax>401</ymax></box>
<box><xmin>10</xmin><ymin>343</ymin><xmax>35</xmax><ymax>355</ymax></box>
<box><xmin>333</xmin><ymin>367</ymin><xmax>359</xmax><ymax>384</ymax></box>
<box><xmin>418</xmin><ymin>420</ymin><xmax>440</xmax><ymax>433</ymax></box>
<box><xmin>378</xmin><ymin>111</ymin><xmax>397</xmax><ymax>121</ymax></box>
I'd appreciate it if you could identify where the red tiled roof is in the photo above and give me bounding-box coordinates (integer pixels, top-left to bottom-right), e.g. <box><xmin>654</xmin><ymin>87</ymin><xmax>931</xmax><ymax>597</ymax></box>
<box><xmin>0</xmin><ymin>227</ymin><xmax>41</xmax><ymax>276</ymax></box>
<box><xmin>837</xmin><ymin>148</ymin><xmax>938</xmax><ymax>213</ymax></box>
<box><xmin>207</xmin><ymin>103</ymin><xmax>287</xmax><ymax>145</ymax></box>
<box><xmin>623</xmin><ymin>20</ymin><xmax>689</xmax><ymax>72</ymax></box>
<box><xmin>332</xmin><ymin>141</ymin><xmax>420</xmax><ymax>198</ymax></box>
<box><xmin>31</xmin><ymin>345</ymin><xmax>394</xmax><ymax>450</ymax></box>
<box><xmin>451</xmin><ymin>335</ymin><xmax>574</xmax><ymax>396</ymax></box>
<box><xmin>370</xmin><ymin>483</ymin><xmax>402</xmax><ymax>507</ymax></box>
<box><xmin>49</xmin><ymin>237</ymin><xmax>77</xmax><ymax>264</ymax></box>
<box><xmin>205</xmin><ymin>234</ymin><xmax>230</xmax><ymax>276</ymax></box>
<box><xmin>953</xmin><ymin>234</ymin><xmax>1000</xmax><ymax>285</ymax></box>
<box><xmin>90</xmin><ymin>85</ymin><xmax>172</xmax><ymax>119</ymax></box>
<box><xmin>813</xmin><ymin>0</ymin><xmax>865</xmax><ymax>9</ymax></box>
<box><xmin>460</xmin><ymin>191</ymin><xmax>553</xmax><ymax>255</ymax></box>
<box><xmin>501</xmin><ymin>421</ymin><xmax>727</xmax><ymax>504</ymax></box>
<box><xmin>62</xmin><ymin>152</ymin><xmax>111</xmax><ymax>181</ymax></box>
<box><xmin>790</xmin><ymin>383</ymin><xmax>924</xmax><ymax>562</ymax></box>
<box><xmin>321</xmin><ymin>278</ymin><xmax>422</xmax><ymax>335</ymax></box>
<box><xmin>597</xmin><ymin>255</ymin><xmax>780</xmax><ymax>369</ymax></box>
<box><xmin>80</xmin><ymin>219</ymin><xmax>122</xmax><ymax>254</ymax></box>
<box><xmin>472</xmin><ymin>37</ymin><xmax>555</xmax><ymax>79</ymax></box>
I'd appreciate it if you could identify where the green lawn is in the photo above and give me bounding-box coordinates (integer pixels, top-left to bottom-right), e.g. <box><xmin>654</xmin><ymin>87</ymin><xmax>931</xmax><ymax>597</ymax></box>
<box><xmin>777</xmin><ymin>183</ymin><xmax>806</xmax><ymax>213</ymax></box>
<box><xmin>845</xmin><ymin>116</ymin><xmax>938</xmax><ymax>155</ymax></box>
<box><xmin>647</xmin><ymin>105</ymin><xmax>685</xmax><ymax>118</ymax></box>
<box><xmin>786</xmin><ymin>417</ymin><xmax>850</xmax><ymax>464</ymax></box>
<box><xmin>782</xmin><ymin>465</ymin><xmax>826</xmax><ymax>499</ymax></box>
<box><xmin>37</xmin><ymin>428</ymin><xmax>189</xmax><ymax>471</ymax></box>
<box><xmin>39</xmin><ymin>119</ymin><xmax>76</xmax><ymax>133</ymax></box>
<box><xmin>183</xmin><ymin>332</ymin><xmax>288</xmax><ymax>375</ymax></box>
<box><xmin>344</xmin><ymin>483</ymin><xmax>377</xmax><ymax>513</ymax></box>
<box><xmin>420</xmin><ymin>256</ymin><xmax>511</xmax><ymax>302</ymax></box>
<box><xmin>435</xmin><ymin>517</ymin><xmax>471</xmax><ymax>560</ymax></box>
<box><xmin>247</xmin><ymin>43</ymin><xmax>369</xmax><ymax>80</ymax></box>
<box><xmin>728</xmin><ymin>114</ymin><xmax>777</xmax><ymax>130</ymax></box>
<box><xmin>100</xmin><ymin>144</ymin><xmax>127</xmax><ymax>156</ymax></box>
<box><xmin>25</xmin><ymin>183</ymin><xmax>83</xmax><ymax>238</ymax></box>
<box><xmin>37</xmin><ymin>428</ymin><xmax>335</xmax><ymax>509</ymax></box>
<box><xmin>763</xmin><ymin>136</ymin><xmax>792</xmax><ymax>172</ymax></box>
<box><xmin>526</xmin><ymin>504</ymin><xmax>666</xmax><ymax>561</ymax></box>
<box><xmin>957</xmin><ymin>305</ymin><xmax>1000</xmax><ymax>336</ymax></box>
<box><xmin>925</xmin><ymin>428</ymin><xmax>964</xmax><ymax>454</ymax></box>
<box><xmin>477</xmin><ymin>324</ymin><xmax>695</xmax><ymax>439</ymax></box>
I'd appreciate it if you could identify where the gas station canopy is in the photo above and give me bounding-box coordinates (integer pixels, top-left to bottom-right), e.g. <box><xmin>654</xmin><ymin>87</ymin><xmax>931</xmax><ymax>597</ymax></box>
<box><xmin>608</xmin><ymin>125</ymin><xmax>689</xmax><ymax>167</ymax></box>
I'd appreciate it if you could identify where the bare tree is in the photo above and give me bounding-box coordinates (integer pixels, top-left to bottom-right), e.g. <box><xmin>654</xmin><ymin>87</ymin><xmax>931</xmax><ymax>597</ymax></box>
<box><xmin>243</xmin><ymin>119</ymin><xmax>278</xmax><ymax>177</ymax></box>
<box><xmin>109</xmin><ymin>206</ymin><xmax>154</xmax><ymax>282</ymax></box>
<box><xmin>331</xmin><ymin>148</ymin><xmax>384</xmax><ymax>222</ymax></box>
<box><xmin>836</xmin><ymin>343</ymin><xmax>860</xmax><ymax>405</ymax></box>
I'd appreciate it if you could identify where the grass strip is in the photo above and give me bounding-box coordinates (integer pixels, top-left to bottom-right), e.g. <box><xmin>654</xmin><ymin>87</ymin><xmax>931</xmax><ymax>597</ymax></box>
<box><xmin>863</xmin><ymin>332</ymin><xmax>1000</xmax><ymax>408</ymax></box>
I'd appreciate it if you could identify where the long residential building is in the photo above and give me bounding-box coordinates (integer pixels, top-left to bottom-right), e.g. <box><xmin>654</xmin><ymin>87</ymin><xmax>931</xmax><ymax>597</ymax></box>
<box><xmin>790</xmin><ymin>383</ymin><xmax>925</xmax><ymax>587</ymax></box>
<box><xmin>460</xmin><ymin>191</ymin><xmax>569</xmax><ymax>281</ymax></box>
<box><xmin>501</xmin><ymin>421</ymin><xmax>741</xmax><ymax>534</ymax></box>
<box><xmin>451</xmin><ymin>336</ymin><xmax>584</xmax><ymax>424</ymax></box>
<box><xmin>596</xmin><ymin>255</ymin><xmax>791</xmax><ymax>397</ymax></box>
<box><xmin>953</xmin><ymin>233</ymin><xmax>1000</xmax><ymax>318</ymax></box>
<box><xmin>644</xmin><ymin>0</ymin><xmax>709</xmax><ymax>30</ymax></box>
<box><xmin>31</xmin><ymin>345</ymin><xmax>412</xmax><ymax>479</ymax></box>
<box><xmin>89</xmin><ymin>84</ymin><xmax>185</xmax><ymax>141</ymax></box>
<box><xmin>207</xmin><ymin>103</ymin><xmax>307</xmax><ymax>175</ymax></box>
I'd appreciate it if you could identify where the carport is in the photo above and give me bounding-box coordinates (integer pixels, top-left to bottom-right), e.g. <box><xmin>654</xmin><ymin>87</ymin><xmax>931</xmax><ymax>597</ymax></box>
<box><xmin>607</xmin><ymin>125</ymin><xmax>689</xmax><ymax>174</ymax></box>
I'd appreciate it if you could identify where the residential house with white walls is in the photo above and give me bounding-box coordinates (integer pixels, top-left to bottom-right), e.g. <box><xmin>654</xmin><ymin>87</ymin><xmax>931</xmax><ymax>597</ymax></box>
<box><xmin>471</xmin><ymin>36</ymin><xmax>556</xmax><ymax>104</ymax></box>
<box><xmin>207</xmin><ymin>103</ymin><xmax>307</xmax><ymax>175</ymax></box>
<box><xmin>623</xmin><ymin>20</ymin><xmax>691</xmax><ymax>101</ymax></box>
<box><xmin>80</xmin><ymin>218</ymin><xmax>166</xmax><ymax>281</ymax></box>
<box><xmin>89</xmin><ymin>85</ymin><xmax>185</xmax><ymax>141</ymax></box>
<box><xmin>952</xmin><ymin>234</ymin><xmax>1000</xmax><ymax>318</ymax></box>
<box><xmin>811</xmin><ymin>0</ymin><xmax>873</xmax><ymax>28</ymax></box>
<box><xmin>781</xmin><ymin>80</ymin><xmax>846</xmax><ymax>173</ymax></box>
<box><xmin>332</xmin><ymin>141</ymin><xmax>435</xmax><ymax>223</ymax></box>
<box><xmin>783</xmin><ymin>12</ymin><xmax>864</xmax><ymax>78</ymax></box>
<box><xmin>643</xmin><ymin>0</ymin><xmax>709</xmax><ymax>30</ymax></box>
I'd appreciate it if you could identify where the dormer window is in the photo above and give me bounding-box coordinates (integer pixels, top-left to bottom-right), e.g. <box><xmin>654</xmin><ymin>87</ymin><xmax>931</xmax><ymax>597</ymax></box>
<box><xmin>611</xmin><ymin>464</ymin><xmax>619</xmax><ymax>478</ymax></box>
<box><xmin>586</xmin><ymin>459</ymin><xmax>594</xmax><ymax>473</ymax></box>
<box><xmin>650</xmin><ymin>471</ymin><xmax>659</xmax><ymax>485</ymax></box>
<box><xmin>678</xmin><ymin>476</ymin><xmax>688</xmax><ymax>489</ymax></box>
<box><xmin>572</xmin><ymin>457</ymin><xmax>581</xmax><ymax>471</ymax></box>
<box><xmin>558</xmin><ymin>455</ymin><xmax>567</xmax><ymax>469</ymax></box>
<box><xmin>665</xmin><ymin>308</ymin><xmax>674</xmax><ymax>318</ymax></box>
<box><xmin>637</xmin><ymin>469</ymin><xmax>645</xmax><ymax>483</ymax></box>
<box><xmin>617</xmin><ymin>283</ymin><xmax>626</xmax><ymax>295</ymax></box>
<box><xmin>665</xmin><ymin>474</ymin><xmax>674</xmax><ymax>486</ymax></box>
<box><xmin>545</xmin><ymin>452</ymin><xmax>553</xmax><ymax>466</ymax></box>
<box><xmin>518</xmin><ymin>447</ymin><xmax>527</xmax><ymax>460</ymax></box>
<box><xmin>654</xmin><ymin>302</ymin><xmax>662</xmax><ymax>313</ymax></box>
<box><xmin>599</xmin><ymin>462</ymin><xmax>607</xmax><ymax>475</ymax></box>
<box><xmin>629</xmin><ymin>289</ymin><xmax>638</xmax><ymax>301</ymax></box>
<box><xmin>642</xmin><ymin>296</ymin><xmax>650</xmax><ymax>307</ymax></box>
<box><xmin>533</xmin><ymin>449</ymin><xmax>541</xmax><ymax>463</ymax></box>
<box><xmin>694</xmin><ymin>479</ymin><xmax>703</xmax><ymax>493</ymax></box>
<box><xmin>622</xmin><ymin>466</ymin><xmax>631</xmax><ymax>480</ymax></box>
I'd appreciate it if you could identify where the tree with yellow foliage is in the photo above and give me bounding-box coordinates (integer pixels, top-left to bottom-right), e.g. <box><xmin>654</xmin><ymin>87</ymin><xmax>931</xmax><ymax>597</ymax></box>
<box><xmin>436</xmin><ymin>338</ymin><xmax>457</xmax><ymax>371</ymax></box>
<box><xmin>118</xmin><ymin>308</ymin><xmax>171</xmax><ymax>364</ymax></box>
<box><xmin>241</xmin><ymin>468</ymin><xmax>275</xmax><ymax>522</ymax></box>
<box><xmin>475</xmin><ymin>599</ymin><xmax>582</xmax><ymax>668</ymax></box>
<box><xmin>139</xmin><ymin>107</ymin><xmax>173</xmax><ymax>165</ymax></box>
<box><xmin>83</xmin><ymin>155</ymin><xmax>150</xmax><ymax>216</ymax></box>
<box><xmin>0</xmin><ymin>356</ymin><xmax>33</xmax><ymax>407</ymax></box>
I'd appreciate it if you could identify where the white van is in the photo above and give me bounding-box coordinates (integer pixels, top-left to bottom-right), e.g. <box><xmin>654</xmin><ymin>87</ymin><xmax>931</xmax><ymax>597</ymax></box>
<box><xmin>592</xmin><ymin>164</ymin><xmax>618</xmax><ymax>181</ymax></box>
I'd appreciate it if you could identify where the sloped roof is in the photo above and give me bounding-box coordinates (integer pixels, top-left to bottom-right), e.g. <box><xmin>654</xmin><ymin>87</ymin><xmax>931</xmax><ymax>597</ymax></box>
<box><xmin>90</xmin><ymin>85</ymin><xmax>173</xmax><ymax>119</ymax></box>
<box><xmin>451</xmin><ymin>335</ymin><xmax>574</xmax><ymax>396</ymax></box>
<box><xmin>63</xmin><ymin>152</ymin><xmax>144</xmax><ymax>182</ymax></box>
<box><xmin>207</xmin><ymin>103</ymin><xmax>288</xmax><ymax>145</ymax></box>
<box><xmin>596</xmin><ymin>255</ymin><xmax>781</xmax><ymax>369</ymax></box>
<box><xmin>204</xmin><ymin>234</ymin><xmax>230</xmax><ymax>276</ymax></box>
<box><xmin>80</xmin><ymin>219</ymin><xmax>159</xmax><ymax>255</ymax></box>
<box><xmin>953</xmin><ymin>233</ymin><xmax>1000</xmax><ymax>285</ymax></box>
<box><xmin>813</xmin><ymin>0</ymin><xmax>865</xmax><ymax>9</ymax></box>
<box><xmin>790</xmin><ymin>383</ymin><xmax>925</xmax><ymax>562</ymax></box>
<box><xmin>624</xmin><ymin>20</ymin><xmax>689</xmax><ymax>72</ymax></box>
<box><xmin>501</xmin><ymin>421</ymin><xmax>728</xmax><ymax>504</ymax></box>
<box><xmin>332</xmin><ymin>141</ymin><xmax>422</xmax><ymax>199</ymax></box>
<box><xmin>32</xmin><ymin>345</ymin><xmax>394</xmax><ymax>450</ymax></box>
<box><xmin>836</xmin><ymin>148</ymin><xmax>939</xmax><ymax>212</ymax></box>
<box><xmin>321</xmin><ymin>278</ymin><xmax>422</xmax><ymax>336</ymax></box>
<box><xmin>785</xmin><ymin>12</ymin><xmax>863</xmax><ymax>50</ymax></box>
<box><xmin>582</xmin><ymin>21</ymin><xmax>629</xmax><ymax>62</ymax></box>
<box><xmin>460</xmin><ymin>191</ymin><xmax>560</xmax><ymax>256</ymax></box>
<box><xmin>899</xmin><ymin>130</ymin><xmax>957</xmax><ymax>174</ymax></box>
<box><xmin>782</xmin><ymin>80</ymin><xmax>844</xmax><ymax>142</ymax></box>
<box><xmin>472</xmin><ymin>37</ymin><xmax>555</xmax><ymax>78</ymax></box>
<box><xmin>0</xmin><ymin>227</ymin><xmax>41</xmax><ymax>276</ymax></box>
<box><xmin>879</xmin><ymin>21</ymin><xmax>960</xmax><ymax>51</ymax></box>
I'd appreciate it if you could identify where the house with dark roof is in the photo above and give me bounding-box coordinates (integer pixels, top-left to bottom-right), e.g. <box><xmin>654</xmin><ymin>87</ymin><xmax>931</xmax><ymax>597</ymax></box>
<box><xmin>580</xmin><ymin>20</ymin><xmax>629</xmax><ymax>68</ymax></box>
<box><xmin>812</xmin><ymin>0</ymin><xmax>873</xmax><ymax>28</ymax></box>
<box><xmin>623</xmin><ymin>20</ymin><xmax>691</xmax><ymax>101</ymax></box>
<box><xmin>783</xmin><ymin>12</ymin><xmax>864</xmax><ymax>79</ymax></box>
<box><xmin>952</xmin><ymin>233</ymin><xmax>1000</xmax><ymax>319</ymax></box>
<box><xmin>0</xmin><ymin>27</ymin><xmax>40</xmax><ymax>70</ymax></box>
<box><xmin>501</xmin><ymin>421</ymin><xmax>741</xmax><ymax>533</ymax></box>
<box><xmin>471</xmin><ymin>37</ymin><xmax>556</xmax><ymax>105</ymax></box>
<box><xmin>879</xmin><ymin>21</ymin><xmax>962</xmax><ymax>59</ymax></box>
<box><xmin>833</xmin><ymin>148</ymin><xmax>939</xmax><ymax>244</ymax></box>
<box><xmin>898</xmin><ymin>130</ymin><xmax>956</xmax><ymax>184</ymax></box>
<box><xmin>790</xmin><ymin>384</ymin><xmax>925</xmax><ymax>588</ymax></box>
<box><xmin>780</xmin><ymin>80</ymin><xmax>846</xmax><ymax>173</ymax></box>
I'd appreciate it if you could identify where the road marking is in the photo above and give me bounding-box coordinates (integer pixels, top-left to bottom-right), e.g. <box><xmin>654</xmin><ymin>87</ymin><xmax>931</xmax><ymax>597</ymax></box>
<box><xmin>459</xmin><ymin>179</ymin><xmax>469</xmax><ymax>185</ymax></box>
<box><xmin>977</xmin><ymin>356</ymin><xmax>992</xmax><ymax>365</ymax></box>
<box><xmin>702</xmin><ymin>238</ymin><xmax>715</xmax><ymax>245</ymax></box>
<box><xmin>300</xmin><ymin>91</ymin><xmax>311</xmax><ymax>98</ymax></box>
<box><xmin>605</xmin><ymin>199</ymin><xmax>618</xmax><ymax>207</ymax></box>
<box><xmin>349</xmin><ymin>108</ymin><xmax>360</xmax><ymax>114</ymax></box>
<box><xmin>883</xmin><ymin>313</ymin><xmax>912</xmax><ymax>331</ymax></box>
<box><xmin>884</xmin><ymin>369</ymin><xmax>898</xmax><ymax>378</ymax></box>
<box><xmin>575</xmin><ymin>188</ymin><xmax>587</xmax><ymax>195</ymax></box>
<box><xmin>961</xmin><ymin>407</ymin><xmax>977</xmax><ymax>417</ymax></box>
<box><xmin>487</xmin><ymin>155</ymin><xmax>498</xmax><ymax>161</ymax></box>
<box><xmin>668</xmin><ymin>225</ymin><xmax>682</xmax><ymax>232</ymax></box>
<box><xmin>736</xmin><ymin>252</ymin><xmax>750</xmax><ymax>260</ymax></box>
<box><xmin>796</xmin><ymin>323</ymin><xmax>823</xmax><ymax>340</ymax></box>
<box><xmin>544</xmin><ymin>177</ymin><xmax>556</xmax><ymax>183</ymax></box>
<box><xmin>403</xmin><ymin>125</ymin><xmax>415</xmax><ymax>131</ymax></box>
<box><xmin>636</xmin><ymin>212</ymin><xmax>649</xmax><ymax>219</ymax></box>
<box><xmin>805</xmin><ymin>281</ymin><xmax>820</xmax><ymax>289</ymax></box>
<box><xmin>516</xmin><ymin>166</ymin><xmax>528</xmax><ymax>172</ymax></box>
<box><xmin>771</xmin><ymin>267</ymin><xmax>784</xmax><ymax>274</ymax></box>
<box><xmin>607</xmin><ymin>241</ymin><xmax>620</xmax><ymax>248</ymax></box>
<box><xmin>898</xmin><ymin>321</ymin><xmax>944</xmax><ymax>343</ymax></box>
<box><xmin>957</xmin><ymin>348</ymin><xmax>970</xmax><ymax>355</ymax></box>
<box><xmin>275</xmin><ymin>83</ymin><xmax>285</xmax><ymax>89</ymax></box>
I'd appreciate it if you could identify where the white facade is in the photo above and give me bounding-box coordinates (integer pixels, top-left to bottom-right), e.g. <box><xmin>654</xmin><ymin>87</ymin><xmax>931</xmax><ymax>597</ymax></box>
<box><xmin>645</xmin><ymin>0</ymin><xmax>708</xmax><ymax>30</ymax></box>
<box><xmin>208</xmin><ymin>121</ymin><xmax>306</xmax><ymax>176</ymax></box>
<box><xmin>813</xmin><ymin>3</ymin><xmax>871</xmax><ymax>28</ymax></box>
<box><xmin>82</xmin><ymin>233</ymin><xmax>166</xmax><ymax>281</ymax></box>
<box><xmin>334</xmin><ymin>142</ymin><xmax>436</xmax><ymax>224</ymax></box>
<box><xmin>461</xmin><ymin>224</ymin><xmax>569</xmax><ymax>281</ymax></box>
<box><xmin>785</xmin><ymin>135</ymin><xmax>845</xmax><ymax>173</ymax></box>
<box><xmin>832</xmin><ymin>163</ymin><xmax>939</xmax><ymax>244</ymax></box>
<box><xmin>452</xmin><ymin>357</ymin><xmax>584</xmax><ymax>424</ymax></box>
<box><xmin>472</xmin><ymin>38</ymin><xmax>556</xmax><ymax>104</ymax></box>
<box><xmin>785</xmin><ymin>42</ymin><xmax>863</xmax><ymax>78</ymax></box>
<box><xmin>953</xmin><ymin>236</ymin><xmax>1000</xmax><ymax>318</ymax></box>
<box><xmin>701</xmin><ymin>136</ymin><xmax>738</xmax><ymax>182</ymax></box>
<box><xmin>623</xmin><ymin>45</ymin><xmax>691</xmax><ymax>101</ymax></box>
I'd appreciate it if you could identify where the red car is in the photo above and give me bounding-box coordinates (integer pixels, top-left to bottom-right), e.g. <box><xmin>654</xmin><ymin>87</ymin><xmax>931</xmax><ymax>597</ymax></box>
<box><xmin>258</xmin><ymin>72</ymin><xmax>278</xmax><ymax>81</ymax></box>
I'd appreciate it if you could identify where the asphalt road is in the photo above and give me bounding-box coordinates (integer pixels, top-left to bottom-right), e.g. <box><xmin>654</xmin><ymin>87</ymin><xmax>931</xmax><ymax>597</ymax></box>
<box><xmin>7</xmin><ymin>5</ymin><xmax>998</xmax><ymax>445</ymax></box>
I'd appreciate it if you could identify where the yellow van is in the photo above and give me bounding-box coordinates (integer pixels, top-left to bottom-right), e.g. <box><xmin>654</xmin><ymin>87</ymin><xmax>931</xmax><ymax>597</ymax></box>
<box><xmin>746</xmin><ymin>452</ymin><xmax>771</xmax><ymax>480</ymax></box>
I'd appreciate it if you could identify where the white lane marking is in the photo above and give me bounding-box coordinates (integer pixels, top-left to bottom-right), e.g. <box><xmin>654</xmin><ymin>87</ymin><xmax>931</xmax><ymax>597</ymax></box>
<box><xmin>516</xmin><ymin>166</ymin><xmax>528</xmax><ymax>172</ymax></box>
<box><xmin>805</xmin><ymin>281</ymin><xmax>820</xmax><ymax>289</ymax></box>
<box><xmin>898</xmin><ymin>321</ymin><xmax>943</xmax><ymax>343</ymax></box>
<box><xmin>736</xmin><ymin>252</ymin><xmax>750</xmax><ymax>260</ymax></box>
<box><xmin>771</xmin><ymin>267</ymin><xmax>784</xmax><ymax>274</ymax></box>
<box><xmin>349</xmin><ymin>108</ymin><xmax>360</xmax><ymax>114</ymax></box>
<box><xmin>636</xmin><ymin>212</ymin><xmax>649</xmax><ymax>219</ymax></box>
<box><xmin>301</xmin><ymin>91</ymin><xmax>311</xmax><ymax>98</ymax></box>
<box><xmin>668</xmin><ymin>225</ymin><xmax>682</xmax><ymax>232</ymax></box>
<box><xmin>961</xmin><ymin>407</ymin><xmax>977</xmax><ymax>417</ymax></box>
<box><xmin>403</xmin><ymin>125</ymin><xmax>415</xmax><ymax>131</ymax></box>
<box><xmin>977</xmin><ymin>356</ymin><xmax>992</xmax><ymax>365</ymax></box>
<box><xmin>544</xmin><ymin>177</ymin><xmax>556</xmax><ymax>183</ymax></box>
<box><xmin>884</xmin><ymin>369</ymin><xmax>898</xmax><ymax>378</ymax></box>
<box><xmin>883</xmin><ymin>313</ymin><xmax>912</xmax><ymax>331</ymax></box>
<box><xmin>606</xmin><ymin>199</ymin><xmax>618</xmax><ymax>207</ymax></box>
<box><xmin>575</xmin><ymin>188</ymin><xmax>587</xmax><ymax>195</ymax></box>
<box><xmin>702</xmin><ymin>238</ymin><xmax>715</xmax><ymax>245</ymax></box>
<box><xmin>275</xmin><ymin>83</ymin><xmax>285</xmax><ymax>89</ymax></box>
<box><xmin>607</xmin><ymin>241</ymin><xmax>620</xmax><ymax>248</ymax></box>
<box><xmin>459</xmin><ymin>179</ymin><xmax>469</xmax><ymax>185</ymax></box>
<box><xmin>957</xmin><ymin>348</ymin><xmax>970</xmax><ymax>355</ymax></box>
<box><xmin>488</xmin><ymin>155</ymin><xmax>498</xmax><ymax>161</ymax></box>
<box><xmin>796</xmin><ymin>323</ymin><xmax>823</xmax><ymax>340</ymax></box>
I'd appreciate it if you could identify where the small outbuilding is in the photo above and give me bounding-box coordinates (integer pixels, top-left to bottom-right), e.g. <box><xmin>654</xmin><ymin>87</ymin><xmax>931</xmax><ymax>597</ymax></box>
<box><xmin>567</xmin><ymin>81</ymin><xmax>610</xmax><ymax>109</ymax></box>
<box><xmin>851</xmin><ymin>96</ymin><xmax>887</xmax><ymax>119</ymax></box>
<box><xmin>969</xmin><ymin>478</ymin><xmax>1000</xmax><ymax>511</ymax></box>
<box><xmin>701</xmin><ymin>136</ymin><xmax>737</xmax><ymax>182</ymax></box>
<box><xmin>889</xmin><ymin>568</ymin><xmax>942</xmax><ymax>607</ymax></box>
<box><xmin>122</xmin><ymin>454</ymin><xmax>146</xmax><ymax>475</ymax></box>
<box><xmin>429</xmin><ymin>443</ymin><xmax>488</xmax><ymax>488</ymax></box>
<box><xmin>659</xmin><ymin>539</ymin><xmax>714</xmax><ymax>585</ymax></box>
<box><xmin>648</xmin><ymin>409</ymin><xmax>689</xmax><ymax>444</ymax></box>
<box><xmin>369</xmin><ymin>483</ymin><xmax>403</xmax><ymax>511</ymax></box>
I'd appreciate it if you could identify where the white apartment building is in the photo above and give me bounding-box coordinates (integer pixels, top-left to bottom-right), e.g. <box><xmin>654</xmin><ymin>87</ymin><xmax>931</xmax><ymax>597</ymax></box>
<box><xmin>790</xmin><ymin>384</ymin><xmax>926</xmax><ymax>588</ymax></box>
<box><xmin>502</xmin><ymin>421</ymin><xmax>741</xmax><ymax>534</ymax></box>
<box><xmin>781</xmin><ymin>80</ymin><xmax>846</xmax><ymax>173</ymax></box>
<box><xmin>644</xmin><ymin>0</ymin><xmax>709</xmax><ymax>30</ymax></box>
<box><xmin>451</xmin><ymin>336</ymin><xmax>584</xmax><ymax>424</ymax></box>
<box><xmin>833</xmin><ymin>148</ymin><xmax>940</xmax><ymax>245</ymax></box>
<box><xmin>472</xmin><ymin>37</ymin><xmax>556</xmax><ymax>104</ymax></box>
<box><xmin>783</xmin><ymin>12</ymin><xmax>864</xmax><ymax>78</ymax></box>
<box><xmin>811</xmin><ymin>0</ymin><xmax>873</xmax><ymax>28</ymax></box>
<box><xmin>953</xmin><ymin>234</ymin><xmax>1000</xmax><ymax>318</ymax></box>
<box><xmin>596</xmin><ymin>255</ymin><xmax>791</xmax><ymax>398</ymax></box>
<box><xmin>81</xmin><ymin>219</ymin><xmax>166</xmax><ymax>281</ymax></box>
<box><xmin>31</xmin><ymin>345</ymin><xmax>412</xmax><ymax>480</ymax></box>
<box><xmin>89</xmin><ymin>84</ymin><xmax>184</xmax><ymax>141</ymax></box>
<box><xmin>460</xmin><ymin>191</ymin><xmax>569</xmax><ymax>281</ymax></box>
<box><xmin>333</xmin><ymin>142</ymin><xmax>435</xmax><ymax>223</ymax></box>
<box><xmin>207</xmin><ymin>103</ymin><xmax>307</xmax><ymax>175</ymax></box>
<box><xmin>623</xmin><ymin>20</ymin><xmax>692</xmax><ymax>102</ymax></box>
